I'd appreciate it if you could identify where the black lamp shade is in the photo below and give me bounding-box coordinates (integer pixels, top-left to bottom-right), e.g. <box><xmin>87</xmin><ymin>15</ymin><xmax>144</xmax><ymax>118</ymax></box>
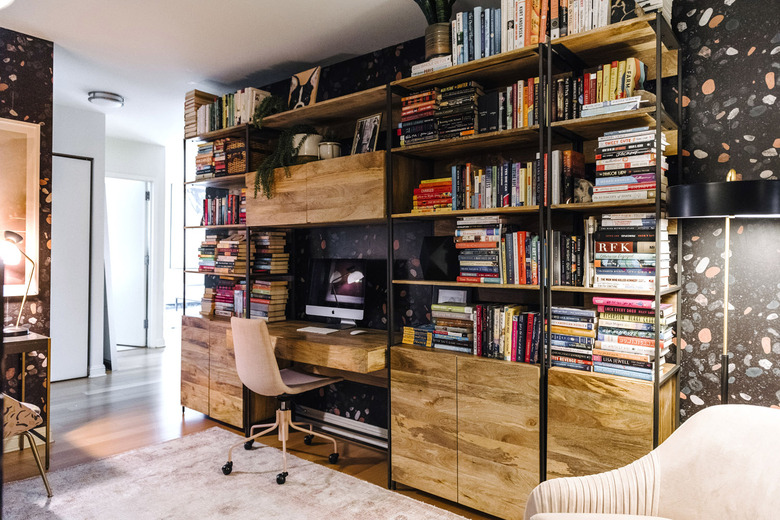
<box><xmin>668</xmin><ymin>180</ymin><xmax>780</xmax><ymax>218</ymax></box>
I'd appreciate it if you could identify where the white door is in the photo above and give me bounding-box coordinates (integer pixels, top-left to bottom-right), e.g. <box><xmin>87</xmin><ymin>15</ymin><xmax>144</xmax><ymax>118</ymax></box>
<box><xmin>105</xmin><ymin>177</ymin><xmax>150</xmax><ymax>347</ymax></box>
<box><xmin>51</xmin><ymin>155</ymin><xmax>91</xmax><ymax>381</ymax></box>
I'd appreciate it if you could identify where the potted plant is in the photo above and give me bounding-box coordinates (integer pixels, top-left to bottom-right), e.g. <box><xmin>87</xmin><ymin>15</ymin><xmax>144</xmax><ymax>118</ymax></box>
<box><xmin>254</xmin><ymin>124</ymin><xmax>318</xmax><ymax>199</ymax></box>
<box><xmin>413</xmin><ymin>0</ymin><xmax>457</xmax><ymax>60</ymax></box>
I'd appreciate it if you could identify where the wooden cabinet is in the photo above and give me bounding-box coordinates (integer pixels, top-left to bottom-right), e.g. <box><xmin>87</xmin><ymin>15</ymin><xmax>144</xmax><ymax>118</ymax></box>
<box><xmin>181</xmin><ymin>316</ymin><xmax>210</xmax><ymax>416</ymax></box>
<box><xmin>391</xmin><ymin>346</ymin><xmax>540</xmax><ymax>518</ymax></box>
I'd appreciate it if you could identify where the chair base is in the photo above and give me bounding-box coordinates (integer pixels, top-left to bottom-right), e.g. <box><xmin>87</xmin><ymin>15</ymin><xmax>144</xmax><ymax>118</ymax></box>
<box><xmin>21</xmin><ymin>431</ymin><xmax>52</xmax><ymax>497</ymax></box>
<box><xmin>223</xmin><ymin>403</ymin><xmax>339</xmax><ymax>484</ymax></box>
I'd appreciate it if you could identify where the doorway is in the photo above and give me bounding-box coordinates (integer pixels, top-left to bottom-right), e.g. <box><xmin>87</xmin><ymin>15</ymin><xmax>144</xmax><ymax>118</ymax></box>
<box><xmin>105</xmin><ymin>177</ymin><xmax>151</xmax><ymax>348</ymax></box>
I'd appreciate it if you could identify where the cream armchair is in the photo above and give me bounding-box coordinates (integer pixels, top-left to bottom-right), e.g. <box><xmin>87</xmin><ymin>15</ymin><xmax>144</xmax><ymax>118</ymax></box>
<box><xmin>525</xmin><ymin>404</ymin><xmax>780</xmax><ymax>520</ymax></box>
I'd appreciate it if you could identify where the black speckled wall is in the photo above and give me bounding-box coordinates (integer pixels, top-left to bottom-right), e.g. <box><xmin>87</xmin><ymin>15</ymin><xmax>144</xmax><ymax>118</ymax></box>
<box><xmin>673</xmin><ymin>1</ymin><xmax>780</xmax><ymax>417</ymax></box>
<box><xmin>0</xmin><ymin>28</ymin><xmax>53</xmax><ymax>419</ymax></box>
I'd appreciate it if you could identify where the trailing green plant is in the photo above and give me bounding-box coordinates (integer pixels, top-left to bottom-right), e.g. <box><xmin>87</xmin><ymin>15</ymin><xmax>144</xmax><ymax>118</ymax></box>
<box><xmin>252</xmin><ymin>95</ymin><xmax>286</xmax><ymax>130</ymax></box>
<box><xmin>412</xmin><ymin>0</ymin><xmax>457</xmax><ymax>24</ymax></box>
<box><xmin>254</xmin><ymin>124</ymin><xmax>317</xmax><ymax>199</ymax></box>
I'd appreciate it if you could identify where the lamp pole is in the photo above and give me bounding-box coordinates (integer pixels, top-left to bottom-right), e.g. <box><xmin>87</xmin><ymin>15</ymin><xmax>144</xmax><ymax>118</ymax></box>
<box><xmin>721</xmin><ymin>169</ymin><xmax>737</xmax><ymax>404</ymax></box>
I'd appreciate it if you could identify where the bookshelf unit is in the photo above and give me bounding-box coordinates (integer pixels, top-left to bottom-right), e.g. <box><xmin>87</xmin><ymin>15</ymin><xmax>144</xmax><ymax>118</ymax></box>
<box><xmin>386</xmin><ymin>12</ymin><xmax>681</xmax><ymax>518</ymax></box>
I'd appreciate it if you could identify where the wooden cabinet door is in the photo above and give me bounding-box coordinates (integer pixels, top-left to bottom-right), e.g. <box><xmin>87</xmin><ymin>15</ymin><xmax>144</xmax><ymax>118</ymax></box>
<box><xmin>457</xmin><ymin>358</ymin><xmax>540</xmax><ymax>519</ymax></box>
<box><xmin>208</xmin><ymin>320</ymin><xmax>244</xmax><ymax>428</ymax></box>
<box><xmin>244</xmin><ymin>165</ymin><xmax>307</xmax><ymax>226</ymax></box>
<box><xmin>390</xmin><ymin>347</ymin><xmax>458</xmax><ymax>502</ymax></box>
<box><xmin>181</xmin><ymin>316</ymin><xmax>210</xmax><ymax>415</ymax></box>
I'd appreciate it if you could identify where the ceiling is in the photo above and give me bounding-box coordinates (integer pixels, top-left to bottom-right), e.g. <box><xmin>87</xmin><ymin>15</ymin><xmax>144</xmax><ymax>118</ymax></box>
<box><xmin>0</xmin><ymin>0</ymin><xmax>491</xmax><ymax>146</ymax></box>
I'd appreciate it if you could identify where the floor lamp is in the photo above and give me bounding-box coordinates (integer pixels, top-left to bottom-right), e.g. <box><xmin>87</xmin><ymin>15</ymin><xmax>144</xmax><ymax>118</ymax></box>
<box><xmin>668</xmin><ymin>174</ymin><xmax>780</xmax><ymax>403</ymax></box>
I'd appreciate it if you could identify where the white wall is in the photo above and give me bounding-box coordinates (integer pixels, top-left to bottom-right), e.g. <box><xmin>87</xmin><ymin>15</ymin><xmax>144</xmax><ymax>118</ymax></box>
<box><xmin>52</xmin><ymin>103</ymin><xmax>107</xmax><ymax>378</ymax></box>
<box><xmin>106</xmin><ymin>137</ymin><xmax>166</xmax><ymax>348</ymax></box>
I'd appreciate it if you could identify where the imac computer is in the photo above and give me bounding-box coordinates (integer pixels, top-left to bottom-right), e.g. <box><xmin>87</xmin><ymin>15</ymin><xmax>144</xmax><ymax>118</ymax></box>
<box><xmin>306</xmin><ymin>258</ymin><xmax>366</xmax><ymax>328</ymax></box>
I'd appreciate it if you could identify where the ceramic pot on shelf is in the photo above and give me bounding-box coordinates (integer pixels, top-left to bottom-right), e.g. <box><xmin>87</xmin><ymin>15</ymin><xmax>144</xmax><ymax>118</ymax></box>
<box><xmin>318</xmin><ymin>141</ymin><xmax>342</xmax><ymax>160</ymax></box>
<box><xmin>425</xmin><ymin>22</ymin><xmax>451</xmax><ymax>60</ymax></box>
<box><xmin>292</xmin><ymin>133</ymin><xmax>322</xmax><ymax>163</ymax></box>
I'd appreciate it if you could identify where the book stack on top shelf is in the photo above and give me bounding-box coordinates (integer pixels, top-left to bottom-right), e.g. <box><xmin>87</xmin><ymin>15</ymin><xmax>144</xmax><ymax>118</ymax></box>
<box><xmin>202</xmin><ymin>188</ymin><xmax>244</xmax><ymax>226</ymax></box>
<box><xmin>402</xmin><ymin>324</ymin><xmax>434</xmax><ymax>347</ymax></box>
<box><xmin>549</xmin><ymin>306</ymin><xmax>598</xmax><ymax>371</ymax></box>
<box><xmin>592</xmin><ymin>296</ymin><xmax>675</xmax><ymax>380</ymax></box>
<box><xmin>452</xmin><ymin>159</ymin><xmax>539</xmax><ymax>210</ymax></box>
<box><xmin>185</xmin><ymin>89</ymin><xmax>217</xmax><ymax>139</ymax></box>
<box><xmin>437</xmin><ymin>81</ymin><xmax>483</xmax><ymax>140</ymax></box>
<box><xmin>592</xmin><ymin>213</ymin><xmax>669</xmax><ymax>290</ymax></box>
<box><xmin>195</xmin><ymin>87</ymin><xmax>270</xmax><ymax>134</ymax></box>
<box><xmin>455</xmin><ymin>216</ymin><xmax>505</xmax><ymax>284</ymax></box>
<box><xmin>195</xmin><ymin>142</ymin><xmax>215</xmax><ymax>180</ymax></box>
<box><xmin>593</xmin><ymin>127</ymin><xmax>667</xmax><ymax>203</ymax></box>
<box><xmin>215</xmin><ymin>232</ymin><xmax>253</xmax><ymax>275</ymax></box>
<box><xmin>400</xmin><ymin>88</ymin><xmax>439</xmax><ymax>146</ymax></box>
<box><xmin>251</xmin><ymin>231</ymin><xmax>289</xmax><ymax>275</ymax></box>
<box><xmin>234</xmin><ymin>280</ymin><xmax>289</xmax><ymax>322</ymax></box>
<box><xmin>412</xmin><ymin>177</ymin><xmax>453</xmax><ymax>214</ymax></box>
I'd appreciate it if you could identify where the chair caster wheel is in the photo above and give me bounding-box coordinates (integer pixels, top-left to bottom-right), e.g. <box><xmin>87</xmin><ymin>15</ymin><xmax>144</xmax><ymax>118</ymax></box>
<box><xmin>244</xmin><ymin>440</ymin><xmax>254</xmax><ymax>450</ymax></box>
<box><xmin>304</xmin><ymin>434</ymin><xmax>314</xmax><ymax>445</ymax></box>
<box><xmin>222</xmin><ymin>461</ymin><xmax>233</xmax><ymax>475</ymax></box>
<box><xmin>329</xmin><ymin>453</ymin><xmax>339</xmax><ymax>464</ymax></box>
<box><xmin>276</xmin><ymin>472</ymin><xmax>288</xmax><ymax>485</ymax></box>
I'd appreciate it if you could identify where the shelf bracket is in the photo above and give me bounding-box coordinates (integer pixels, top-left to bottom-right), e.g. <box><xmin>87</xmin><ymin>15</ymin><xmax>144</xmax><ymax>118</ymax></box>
<box><xmin>652</xmin><ymin>14</ymin><xmax>681</xmax><ymax>51</ymax></box>
<box><xmin>549</xmin><ymin>43</ymin><xmax>588</xmax><ymax>73</ymax></box>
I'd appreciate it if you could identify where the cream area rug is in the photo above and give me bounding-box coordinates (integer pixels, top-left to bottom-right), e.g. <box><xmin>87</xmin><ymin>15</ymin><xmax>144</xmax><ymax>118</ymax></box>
<box><xmin>4</xmin><ymin>427</ymin><xmax>469</xmax><ymax>520</ymax></box>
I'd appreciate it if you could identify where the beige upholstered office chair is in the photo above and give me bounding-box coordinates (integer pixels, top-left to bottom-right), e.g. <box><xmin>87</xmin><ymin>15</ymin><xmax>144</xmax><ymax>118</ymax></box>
<box><xmin>524</xmin><ymin>404</ymin><xmax>780</xmax><ymax>520</ymax></box>
<box><xmin>3</xmin><ymin>393</ymin><xmax>53</xmax><ymax>497</ymax></box>
<box><xmin>222</xmin><ymin>317</ymin><xmax>343</xmax><ymax>484</ymax></box>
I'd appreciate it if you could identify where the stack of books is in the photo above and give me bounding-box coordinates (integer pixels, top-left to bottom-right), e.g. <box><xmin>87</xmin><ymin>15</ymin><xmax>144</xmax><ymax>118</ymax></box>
<box><xmin>202</xmin><ymin>187</ymin><xmax>243</xmax><ymax>226</ymax></box>
<box><xmin>431</xmin><ymin>303</ymin><xmax>474</xmax><ymax>353</ymax></box>
<box><xmin>185</xmin><ymin>89</ymin><xmax>217</xmax><ymax>138</ymax></box>
<box><xmin>252</xmin><ymin>231</ymin><xmax>289</xmax><ymax>274</ymax></box>
<box><xmin>636</xmin><ymin>0</ymin><xmax>673</xmax><ymax>23</ymax></box>
<box><xmin>592</xmin><ymin>128</ymin><xmax>668</xmax><ymax>203</ymax></box>
<box><xmin>402</xmin><ymin>324</ymin><xmax>434</xmax><ymax>347</ymax></box>
<box><xmin>593</xmin><ymin>213</ymin><xmax>669</xmax><ymax>290</ymax></box>
<box><xmin>200</xmin><ymin>286</ymin><xmax>215</xmax><ymax>317</ymax></box>
<box><xmin>454</xmin><ymin>216</ymin><xmax>505</xmax><ymax>284</ymax></box>
<box><xmin>197</xmin><ymin>234</ymin><xmax>218</xmax><ymax>273</ymax></box>
<box><xmin>437</xmin><ymin>81</ymin><xmax>483</xmax><ymax>140</ymax></box>
<box><xmin>234</xmin><ymin>280</ymin><xmax>289</xmax><ymax>322</ymax></box>
<box><xmin>195</xmin><ymin>142</ymin><xmax>215</xmax><ymax>180</ymax></box>
<box><xmin>451</xmin><ymin>159</ymin><xmax>540</xmax><ymax>210</ymax></box>
<box><xmin>213</xmin><ymin>139</ymin><xmax>227</xmax><ymax>177</ymax></box>
<box><xmin>549</xmin><ymin>306</ymin><xmax>597</xmax><ymax>371</ymax></box>
<box><xmin>213</xmin><ymin>278</ymin><xmax>238</xmax><ymax>318</ymax></box>
<box><xmin>474</xmin><ymin>304</ymin><xmax>540</xmax><ymax>362</ymax></box>
<box><xmin>592</xmin><ymin>296</ymin><xmax>675</xmax><ymax>380</ymax></box>
<box><xmin>400</xmin><ymin>89</ymin><xmax>439</xmax><ymax>146</ymax></box>
<box><xmin>239</xmin><ymin>188</ymin><xmax>247</xmax><ymax>224</ymax></box>
<box><xmin>215</xmin><ymin>232</ymin><xmax>253</xmax><ymax>275</ymax></box>
<box><xmin>411</xmin><ymin>55</ymin><xmax>453</xmax><ymax>77</ymax></box>
<box><xmin>411</xmin><ymin>177</ymin><xmax>453</xmax><ymax>214</ymax></box>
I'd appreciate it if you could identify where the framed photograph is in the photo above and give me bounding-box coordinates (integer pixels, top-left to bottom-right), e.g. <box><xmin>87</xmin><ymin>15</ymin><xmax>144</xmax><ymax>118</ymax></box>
<box><xmin>0</xmin><ymin>117</ymin><xmax>40</xmax><ymax>296</ymax></box>
<box><xmin>351</xmin><ymin>113</ymin><xmax>382</xmax><ymax>155</ymax></box>
<box><xmin>435</xmin><ymin>288</ymin><xmax>469</xmax><ymax>305</ymax></box>
<box><xmin>288</xmin><ymin>66</ymin><xmax>321</xmax><ymax>110</ymax></box>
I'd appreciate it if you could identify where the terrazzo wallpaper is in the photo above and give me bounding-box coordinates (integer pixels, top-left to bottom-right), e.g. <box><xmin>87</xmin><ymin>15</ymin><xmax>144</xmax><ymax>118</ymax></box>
<box><xmin>0</xmin><ymin>28</ymin><xmax>52</xmax><ymax>419</ymax></box>
<box><xmin>673</xmin><ymin>0</ymin><xmax>780</xmax><ymax>418</ymax></box>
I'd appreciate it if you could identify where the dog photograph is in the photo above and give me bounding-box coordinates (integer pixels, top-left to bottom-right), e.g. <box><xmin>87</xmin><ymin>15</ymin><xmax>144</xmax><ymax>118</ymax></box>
<box><xmin>288</xmin><ymin>66</ymin><xmax>321</xmax><ymax>110</ymax></box>
<box><xmin>572</xmin><ymin>178</ymin><xmax>594</xmax><ymax>203</ymax></box>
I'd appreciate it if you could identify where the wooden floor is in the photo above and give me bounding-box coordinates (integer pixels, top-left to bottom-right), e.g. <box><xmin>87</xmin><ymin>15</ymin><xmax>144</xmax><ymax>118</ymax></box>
<box><xmin>3</xmin><ymin>318</ymin><xmax>497</xmax><ymax>520</ymax></box>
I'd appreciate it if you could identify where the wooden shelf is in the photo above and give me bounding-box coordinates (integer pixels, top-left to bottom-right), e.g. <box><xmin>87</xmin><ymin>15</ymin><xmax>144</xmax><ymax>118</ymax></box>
<box><xmin>551</xmin><ymin>285</ymin><xmax>680</xmax><ymax>296</ymax></box>
<box><xmin>393</xmin><ymin>279</ymin><xmax>541</xmax><ymax>290</ymax></box>
<box><xmin>392</xmin><ymin>205</ymin><xmax>539</xmax><ymax>219</ymax></box>
<box><xmin>183</xmin><ymin>270</ymin><xmax>246</xmax><ymax>278</ymax></box>
<box><xmin>393</xmin><ymin>44</ymin><xmax>540</xmax><ymax>91</ymax></box>
<box><xmin>551</xmin><ymin>14</ymin><xmax>678</xmax><ymax>81</ymax></box>
<box><xmin>551</xmin><ymin>199</ymin><xmax>664</xmax><ymax>212</ymax></box>
<box><xmin>394</xmin><ymin>342</ymin><xmax>540</xmax><ymax>367</ymax></box>
<box><xmin>392</xmin><ymin>125</ymin><xmax>540</xmax><ymax>160</ymax></box>
<box><xmin>184</xmin><ymin>173</ymin><xmax>248</xmax><ymax>187</ymax></box>
<box><xmin>194</xmin><ymin>123</ymin><xmax>254</xmax><ymax>141</ymax></box>
<box><xmin>183</xmin><ymin>224</ymin><xmax>246</xmax><ymax>230</ymax></box>
<box><xmin>551</xmin><ymin>107</ymin><xmax>678</xmax><ymax>142</ymax></box>
<box><xmin>261</xmin><ymin>86</ymin><xmax>387</xmax><ymax>129</ymax></box>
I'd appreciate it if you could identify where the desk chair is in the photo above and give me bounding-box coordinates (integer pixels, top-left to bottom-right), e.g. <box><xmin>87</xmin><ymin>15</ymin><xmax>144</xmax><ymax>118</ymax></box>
<box><xmin>222</xmin><ymin>317</ymin><xmax>343</xmax><ymax>484</ymax></box>
<box><xmin>3</xmin><ymin>394</ymin><xmax>53</xmax><ymax>497</ymax></box>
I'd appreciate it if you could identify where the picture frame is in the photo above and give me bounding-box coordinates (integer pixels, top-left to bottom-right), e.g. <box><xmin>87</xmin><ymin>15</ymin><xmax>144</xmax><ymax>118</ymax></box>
<box><xmin>0</xmin><ymin>117</ymin><xmax>40</xmax><ymax>296</ymax></box>
<box><xmin>288</xmin><ymin>66</ymin><xmax>321</xmax><ymax>110</ymax></box>
<box><xmin>351</xmin><ymin>113</ymin><xmax>382</xmax><ymax>155</ymax></box>
<box><xmin>434</xmin><ymin>288</ymin><xmax>470</xmax><ymax>305</ymax></box>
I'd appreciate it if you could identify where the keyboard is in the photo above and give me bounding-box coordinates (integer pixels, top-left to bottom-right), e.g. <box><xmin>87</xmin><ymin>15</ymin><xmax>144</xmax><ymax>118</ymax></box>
<box><xmin>296</xmin><ymin>326</ymin><xmax>338</xmax><ymax>335</ymax></box>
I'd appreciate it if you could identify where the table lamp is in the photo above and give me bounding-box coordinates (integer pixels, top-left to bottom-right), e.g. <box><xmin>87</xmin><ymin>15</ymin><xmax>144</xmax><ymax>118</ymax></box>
<box><xmin>668</xmin><ymin>173</ymin><xmax>780</xmax><ymax>403</ymax></box>
<box><xmin>1</xmin><ymin>230</ymin><xmax>36</xmax><ymax>337</ymax></box>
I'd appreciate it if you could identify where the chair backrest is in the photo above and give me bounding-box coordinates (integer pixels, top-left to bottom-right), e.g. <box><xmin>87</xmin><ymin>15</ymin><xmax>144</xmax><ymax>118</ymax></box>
<box><xmin>656</xmin><ymin>404</ymin><xmax>780</xmax><ymax>519</ymax></box>
<box><xmin>230</xmin><ymin>317</ymin><xmax>290</xmax><ymax>397</ymax></box>
<box><xmin>2</xmin><ymin>393</ymin><xmax>43</xmax><ymax>439</ymax></box>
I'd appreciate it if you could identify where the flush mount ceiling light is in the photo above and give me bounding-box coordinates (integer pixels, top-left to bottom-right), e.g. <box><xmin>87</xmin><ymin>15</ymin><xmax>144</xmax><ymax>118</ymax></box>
<box><xmin>88</xmin><ymin>91</ymin><xmax>124</xmax><ymax>108</ymax></box>
<box><xmin>0</xmin><ymin>0</ymin><xmax>15</xmax><ymax>10</ymax></box>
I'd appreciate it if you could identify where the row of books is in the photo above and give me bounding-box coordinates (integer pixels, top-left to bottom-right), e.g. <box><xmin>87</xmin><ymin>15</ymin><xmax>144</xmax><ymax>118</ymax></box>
<box><xmin>185</xmin><ymin>90</ymin><xmax>218</xmax><ymax>139</ymax></box>
<box><xmin>195</xmin><ymin>87</ymin><xmax>270</xmax><ymax>135</ymax></box>
<box><xmin>233</xmin><ymin>280</ymin><xmax>289</xmax><ymax>322</ymax></box>
<box><xmin>201</xmin><ymin>188</ymin><xmax>246</xmax><ymax>226</ymax></box>
<box><xmin>551</xmin><ymin>231</ymin><xmax>585</xmax><ymax>286</ymax></box>
<box><xmin>430</xmin><ymin>303</ymin><xmax>542</xmax><ymax>362</ymax></box>
<box><xmin>251</xmin><ymin>231</ymin><xmax>289</xmax><ymax>275</ymax></box>
<box><xmin>450</xmin><ymin>0</ymin><xmax>619</xmax><ymax>69</ymax></box>
<box><xmin>455</xmin><ymin>216</ymin><xmax>541</xmax><ymax>285</ymax></box>
<box><xmin>592</xmin><ymin>127</ymin><xmax>667</xmax><ymax>203</ymax></box>
<box><xmin>551</xmin><ymin>297</ymin><xmax>675</xmax><ymax>381</ymax></box>
<box><xmin>477</xmin><ymin>76</ymin><xmax>539</xmax><ymax>132</ymax></box>
<box><xmin>452</xmin><ymin>159</ymin><xmax>543</xmax><ymax>211</ymax></box>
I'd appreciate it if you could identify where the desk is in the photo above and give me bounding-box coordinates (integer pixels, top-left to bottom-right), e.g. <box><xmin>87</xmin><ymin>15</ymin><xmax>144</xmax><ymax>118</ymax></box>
<box><xmin>4</xmin><ymin>332</ymin><xmax>51</xmax><ymax>469</ymax></box>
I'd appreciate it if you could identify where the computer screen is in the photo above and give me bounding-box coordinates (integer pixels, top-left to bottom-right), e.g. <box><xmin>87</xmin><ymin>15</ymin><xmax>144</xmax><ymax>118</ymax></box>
<box><xmin>306</xmin><ymin>259</ymin><xmax>366</xmax><ymax>326</ymax></box>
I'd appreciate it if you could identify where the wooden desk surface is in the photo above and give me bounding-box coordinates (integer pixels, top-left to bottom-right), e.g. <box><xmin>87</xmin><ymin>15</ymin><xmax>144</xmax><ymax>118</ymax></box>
<box><xmin>4</xmin><ymin>332</ymin><xmax>50</xmax><ymax>356</ymax></box>
<box><xmin>267</xmin><ymin>321</ymin><xmax>387</xmax><ymax>374</ymax></box>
